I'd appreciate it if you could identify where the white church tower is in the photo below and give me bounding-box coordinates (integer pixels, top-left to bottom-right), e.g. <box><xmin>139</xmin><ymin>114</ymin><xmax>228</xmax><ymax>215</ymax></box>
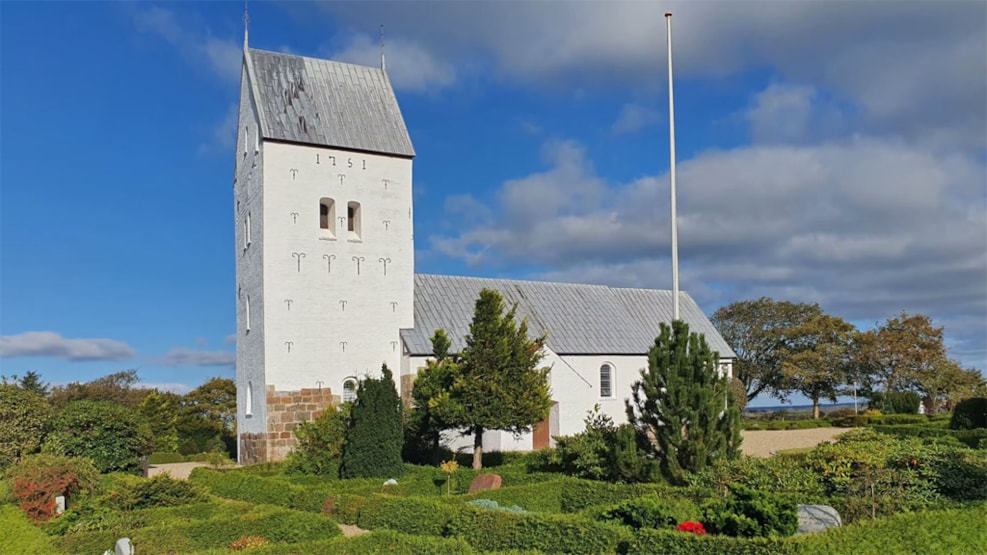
<box><xmin>233</xmin><ymin>43</ymin><xmax>415</xmax><ymax>463</ymax></box>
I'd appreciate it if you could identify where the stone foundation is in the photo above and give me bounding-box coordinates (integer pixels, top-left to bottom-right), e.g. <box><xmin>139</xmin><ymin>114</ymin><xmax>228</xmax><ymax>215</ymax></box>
<box><xmin>238</xmin><ymin>385</ymin><xmax>338</xmax><ymax>464</ymax></box>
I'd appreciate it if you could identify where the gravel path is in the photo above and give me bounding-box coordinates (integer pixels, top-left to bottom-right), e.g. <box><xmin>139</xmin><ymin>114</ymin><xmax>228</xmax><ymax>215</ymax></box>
<box><xmin>740</xmin><ymin>427</ymin><xmax>848</xmax><ymax>457</ymax></box>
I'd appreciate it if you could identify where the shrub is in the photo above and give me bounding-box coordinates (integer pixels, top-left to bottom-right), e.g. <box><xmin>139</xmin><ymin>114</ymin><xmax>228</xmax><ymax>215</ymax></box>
<box><xmin>598</xmin><ymin>495</ymin><xmax>700</xmax><ymax>529</ymax></box>
<box><xmin>701</xmin><ymin>485</ymin><xmax>798</xmax><ymax>538</ymax></box>
<box><xmin>43</xmin><ymin>400</ymin><xmax>152</xmax><ymax>473</ymax></box>
<box><xmin>950</xmin><ymin>397</ymin><xmax>986</xmax><ymax>430</ymax></box>
<box><xmin>0</xmin><ymin>504</ymin><xmax>57</xmax><ymax>553</ymax></box>
<box><xmin>229</xmin><ymin>535</ymin><xmax>270</xmax><ymax>550</ymax></box>
<box><xmin>341</xmin><ymin>365</ymin><xmax>404</xmax><ymax>479</ymax></box>
<box><xmin>546</xmin><ymin>407</ymin><xmax>658</xmax><ymax>483</ymax></box>
<box><xmin>626</xmin><ymin>528</ymin><xmax>797</xmax><ymax>555</ymax></box>
<box><xmin>466</xmin><ymin>498</ymin><xmax>529</xmax><ymax>514</ymax></box>
<box><xmin>284</xmin><ymin>404</ymin><xmax>348</xmax><ymax>477</ymax></box>
<box><xmin>7</xmin><ymin>454</ymin><xmax>99</xmax><ymax>522</ymax></box>
<box><xmin>0</xmin><ymin>385</ymin><xmax>53</xmax><ymax>469</ymax></box>
<box><xmin>110</xmin><ymin>474</ymin><xmax>205</xmax><ymax>510</ymax></box>
<box><xmin>449</xmin><ymin>507</ymin><xmax>632</xmax><ymax>554</ymax></box>
<box><xmin>178</xmin><ymin>439</ymin><xmax>201</xmax><ymax>456</ymax></box>
<box><xmin>147</xmin><ymin>453</ymin><xmax>184</xmax><ymax>464</ymax></box>
<box><xmin>871</xmin><ymin>391</ymin><xmax>922</xmax><ymax>414</ymax></box>
<box><xmin>687</xmin><ymin>454</ymin><xmax>826</xmax><ymax>499</ymax></box>
<box><xmin>356</xmin><ymin>494</ymin><xmax>464</xmax><ymax>536</ymax></box>
<box><xmin>322</xmin><ymin>493</ymin><xmax>366</xmax><ymax>524</ymax></box>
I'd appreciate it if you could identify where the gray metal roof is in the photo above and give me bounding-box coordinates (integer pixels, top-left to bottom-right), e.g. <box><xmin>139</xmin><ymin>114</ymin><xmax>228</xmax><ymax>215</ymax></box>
<box><xmin>401</xmin><ymin>274</ymin><xmax>736</xmax><ymax>358</ymax></box>
<box><xmin>245</xmin><ymin>48</ymin><xmax>415</xmax><ymax>157</ymax></box>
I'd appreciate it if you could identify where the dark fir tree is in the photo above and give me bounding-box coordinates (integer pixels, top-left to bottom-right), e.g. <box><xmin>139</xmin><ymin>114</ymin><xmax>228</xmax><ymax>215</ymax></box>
<box><xmin>432</xmin><ymin>288</ymin><xmax>552</xmax><ymax>470</ymax></box>
<box><xmin>626</xmin><ymin>320</ymin><xmax>742</xmax><ymax>484</ymax></box>
<box><xmin>18</xmin><ymin>371</ymin><xmax>50</xmax><ymax>397</ymax></box>
<box><xmin>341</xmin><ymin>364</ymin><xmax>404</xmax><ymax>478</ymax></box>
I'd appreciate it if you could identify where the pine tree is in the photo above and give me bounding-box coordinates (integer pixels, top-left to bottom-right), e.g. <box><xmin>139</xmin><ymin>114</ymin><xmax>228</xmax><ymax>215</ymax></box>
<box><xmin>626</xmin><ymin>320</ymin><xmax>742</xmax><ymax>484</ymax></box>
<box><xmin>341</xmin><ymin>364</ymin><xmax>404</xmax><ymax>478</ymax></box>
<box><xmin>432</xmin><ymin>288</ymin><xmax>552</xmax><ymax>470</ymax></box>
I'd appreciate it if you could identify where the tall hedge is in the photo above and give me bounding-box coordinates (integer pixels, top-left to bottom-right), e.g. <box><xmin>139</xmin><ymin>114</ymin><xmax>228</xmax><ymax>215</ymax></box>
<box><xmin>43</xmin><ymin>400</ymin><xmax>152</xmax><ymax>473</ymax></box>
<box><xmin>950</xmin><ymin>397</ymin><xmax>986</xmax><ymax>430</ymax></box>
<box><xmin>341</xmin><ymin>364</ymin><xmax>404</xmax><ymax>479</ymax></box>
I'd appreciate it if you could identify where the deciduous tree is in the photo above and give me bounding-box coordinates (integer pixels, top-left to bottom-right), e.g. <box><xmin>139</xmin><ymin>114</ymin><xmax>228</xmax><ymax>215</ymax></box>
<box><xmin>0</xmin><ymin>385</ymin><xmax>53</xmax><ymax>468</ymax></box>
<box><xmin>781</xmin><ymin>314</ymin><xmax>857</xmax><ymax>419</ymax></box>
<box><xmin>856</xmin><ymin>312</ymin><xmax>947</xmax><ymax>393</ymax></box>
<box><xmin>431</xmin><ymin>288</ymin><xmax>552</xmax><ymax>470</ymax></box>
<box><xmin>626</xmin><ymin>320</ymin><xmax>742</xmax><ymax>484</ymax></box>
<box><xmin>711</xmin><ymin>298</ymin><xmax>822</xmax><ymax>402</ymax></box>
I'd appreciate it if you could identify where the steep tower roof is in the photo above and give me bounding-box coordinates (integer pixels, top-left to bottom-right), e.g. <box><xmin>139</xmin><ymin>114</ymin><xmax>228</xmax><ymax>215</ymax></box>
<box><xmin>244</xmin><ymin>48</ymin><xmax>415</xmax><ymax>158</ymax></box>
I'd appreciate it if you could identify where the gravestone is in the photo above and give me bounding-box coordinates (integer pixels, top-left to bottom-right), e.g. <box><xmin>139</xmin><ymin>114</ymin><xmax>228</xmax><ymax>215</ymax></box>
<box><xmin>114</xmin><ymin>537</ymin><xmax>133</xmax><ymax>555</ymax></box>
<box><xmin>54</xmin><ymin>496</ymin><xmax>65</xmax><ymax>516</ymax></box>
<box><xmin>797</xmin><ymin>504</ymin><xmax>841</xmax><ymax>535</ymax></box>
<box><xmin>468</xmin><ymin>473</ymin><xmax>502</xmax><ymax>494</ymax></box>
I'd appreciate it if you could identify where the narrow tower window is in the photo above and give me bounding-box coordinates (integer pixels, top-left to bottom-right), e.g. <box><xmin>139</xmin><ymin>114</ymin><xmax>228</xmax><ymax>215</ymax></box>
<box><xmin>245</xmin><ymin>212</ymin><xmax>252</xmax><ymax>247</ymax></box>
<box><xmin>245</xmin><ymin>381</ymin><xmax>253</xmax><ymax>416</ymax></box>
<box><xmin>600</xmin><ymin>363</ymin><xmax>613</xmax><ymax>398</ymax></box>
<box><xmin>342</xmin><ymin>377</ymin><xmax>358</xmax><ymax>403</ymax></box>
<box><xmin>245</xmin><ymin>294</ymin><xmax>251</xmax><ymax>332</ymax></box>
<box><xmin>347</xmin><ymin>201</ymin><xmax>361</xmax><ymax>238</ymax></box>
<box><xmin>320</xmin><ymin>198</ymin><xmax>336</xmax><ymax>235</ymax></box>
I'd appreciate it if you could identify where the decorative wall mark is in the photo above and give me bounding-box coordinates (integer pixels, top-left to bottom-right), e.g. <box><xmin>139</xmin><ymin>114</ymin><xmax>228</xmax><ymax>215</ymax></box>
<box><xmin>408</xmin><ymin>208</ymin><xmax>412</xmax><ymax>219</ymax></box>
<box><xmin>291</xmin><ymin>252</ymin><xmax>306</xmax><ymax>273</ymax></box>
<box><xmin>339</xmin><ymin>341</ymin><xmax>348</xmax><ymax>353</ymax></box>
<box><xmin>339</xmin><ymin>300</ymin><xmax>348</xmax><ymax>311</ymax></box>
<box><xmin>284</xmin><ymin>299</ymin><xmax>293</xmax><ymax>311</ymax></box>
<box><xmin>382</xmin><ymin>178</ymin><xmax>390</xmax><ymax>190</ymax></box>
<box><xmin>337</xmin><ymin>173</ymin><xmax>345</xmax><ymax>185</ymax></box>
<box><xmin>382</xmin><ymin>220</ymin><xmax>391</xmax><ymax>230</ymax></box>
<box><xmin>352</xmin><ymin>256</ymin><xmax>365</xmax><ymax>275</ymax></box>
<box><xmin>316</xmin><ymin>380</ymin><xmax>324</xmax><ymax>391</ymax></box>
<box><xmin>285</xmin><ymin>341</ymin><xmax>294</xmax><ymax>353</ymax></box>
<box><xmin>378</xmin><ymin>257</ymin><xmax>392</xmax><ymax>276</ymax></box>
<box><xmin>290</xmin><ymin>169</ymin><xmax>298</xmax><ymax>180</ymax></box>
<box><xmin>316</xmin><ymin>153</ymin><xmax>319</xmax><ymax>164</ymax></box>
<box><xmin>337</xmin><ymin>216</ymin><xmax>347</xmax><ymax>229</ymax></box>
<box><xmin>391</xmin><ymin>341</ymin><xmax>398</xmax><ymax>352</ymax></box>
<box><xmin>362</xmin><ymin>160</ymin><xmax>367</xmax><ymax>170</ymax></box>
<box><xmin>290</xmin><ymin>212</ymin><xmax>299</xmax><ymax>224</ymax></box>
<box><xmin>322</xmin><ymin>254</ymin><xmax>336</xmax><ymax>274</ymax></box>
<box><xmin>390</xmin><ymin>301</ymin><xmax>398</xmax><ymax>312</ymax></box>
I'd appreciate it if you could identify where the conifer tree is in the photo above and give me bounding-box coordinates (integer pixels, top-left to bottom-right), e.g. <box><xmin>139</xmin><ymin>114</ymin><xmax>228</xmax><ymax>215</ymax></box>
<box><xmin>432</xmin><ymin>288</ymin><xmax>552</xmax><ymax>470</ymax></box>
<box><xmin>626</xmin><ymin>320</ymin><xmax>742</xmax><ymax>484</ymax></box>
<box><xmin>341</xmin><ymin>364</ymin><xmax>404</xmax><ymax>478</ymax></box>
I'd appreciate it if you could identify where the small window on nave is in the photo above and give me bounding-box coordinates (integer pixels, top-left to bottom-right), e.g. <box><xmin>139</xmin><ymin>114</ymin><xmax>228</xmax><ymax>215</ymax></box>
<box><xmin>600</xmin><ymin>363</ymin><xmax>614</xmax><ymax>398</ymax></box>
<box><xmin>320</xmin><ymin>198</ymin><xmax>335</xmax><ymax>235</ymax></box>
<box><xmin>347</xmin><ymin>201</ymin><xmax>361</xmax><ymax>239</ymax></box>
<box><xmin>342</xmin><ymin>377</ymin><xmax>358</xmax><ymax>403</ymax></box>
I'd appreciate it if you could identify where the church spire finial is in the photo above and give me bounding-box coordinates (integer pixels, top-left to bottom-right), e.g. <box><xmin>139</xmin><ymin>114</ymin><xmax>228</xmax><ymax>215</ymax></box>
<box><xmin>380</xmin><ymin>24</ymin><xmax>386</xmax><ymax>72</ymax></box>
<box><xmin>243</xmin><ymin>0</ymin><xmax>250</xmax><ymax>51</ymax></box>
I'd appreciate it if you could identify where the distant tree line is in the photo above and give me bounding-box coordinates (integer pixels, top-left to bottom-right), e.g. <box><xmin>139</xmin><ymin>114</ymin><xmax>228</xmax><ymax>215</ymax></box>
<box><xmin>711</xmin><ymin>298</ymin><xmax>986</xmax><ymax>417</ymax></box>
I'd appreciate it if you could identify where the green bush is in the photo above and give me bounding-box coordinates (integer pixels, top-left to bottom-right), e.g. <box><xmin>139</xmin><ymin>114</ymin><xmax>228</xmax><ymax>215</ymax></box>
<box><xmin>871</xmin><ymin>391</ymin><xmax>921</xmax><ymax>414</ymax></box>
<box><xmin>43</xmin><ymin>400</ymin><xmax>152</xmax><ymax>473</ymax></box>
<box><xmin>178</xmin><ymin>439</ymin><xmax>201</xmax><ymax>456</ymax></box>
<box><xmin>597</xmin><ymin>495</ymin><xmax>700</xmax><ymax>529</ymax></box>
<box><xmin>110</xmin><ymin>474</ymin><xmax>206</xmax><ymax>510</ymax></box>
<box><xmin>356</xmin><ymin>494</ymin><xmax>464</xmax><ymax>536</ymax></box>
<box><xmin>742</xmin><ymin>419</ymin><xmax>834</xmax><ymax>431</ymax></box>
<box><xmin>687</xmin><ymin>454</ymin><xmax>826</xmax><ymax>499</ymax></box>
<box><xmin>558</xmin><ymin>478</ymin><xmax>673</xmax><ymax>513</ymax></box>
<box><xmin>322</xmin><ymin>493</ymin><xmax>367</xmax><ymax>524</ymax></box>
<box><xmin>449</xmin><ymin>507</ymin><xmax>632</xmax><ymax>554</ymax></box>
<box><xmin>543</xmin><ymin>408</ymin><xmax>657</xmax><ymax>483</ymax></box>
<box><xmin>147</xmin><ymin>453</ymin><xmax>185</xmax><ymax>464</ymax></box>
<box><xmin>0</xmin><ymin>504</ymin><xmax>58</xmax><ymax>554</ymax></box>
<box><xmin>6</xmin><ymin>454</ymin><xmax>100</xmax><ymax>522</ymax></box>
<box><xmin>189</xmin><ymin>468</ymin><xmax>321</xmax><ymax>511</ymax></box>
<box><xmin>0</xmin><ymin>385</ymin><xmax>53</xmax><ymax>469</ymax></box>
<box><xmin>701</xmin><ymin>485</ymin><xmax>798</xmax><ymax>538</ymax></box>
<box><xmin>341</xmin><ymin>365</ymin><xmax>404</xmax><ymax>479</ymax></box>
<box><xmin>467</xmin><ymin>498</ymin><xmax>529</xmax><ymax>514</ymax></box>
<box><xmin>798</xmin><ymin>505</ymin><xmax>987</xmax><ymax>555</ymax></box>
<box><xmin>223</xmin><ymin>529</ymin><xmax>482</xmax><ymax>555</ymax></box>
<box><xmin>950</xmin><ymin>397</ymin><xmax>986</xmax><ymax>430</ymax></box>
<box><xmin>626</xmin><ymin>528</ymin><xmax>797</xmax><ymax>555</ymax></box>
<box><xmin>284</xmin><ymin>404</ymin><xmax>348</xmax><ymax>477</ymax></box>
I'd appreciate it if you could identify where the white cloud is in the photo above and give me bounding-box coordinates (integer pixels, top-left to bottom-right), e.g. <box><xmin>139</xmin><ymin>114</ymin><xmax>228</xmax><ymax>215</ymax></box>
<box><xmin>315</xmin><ymin>1</ymin><xmax>985</xmax><ymax>150</ymax></box>
<box><xmin>131</xmin><ymin>5</ymin><xmax>241</xmax><ymax>83</ymax></box>
<box><xmin>143</xmin><ymin>382</ymin><xmax>192</xmax><ymax>395</ymax></box>
<box><xmin>0</xmin><ymin>332</ymin><xmax>137</xmax><ymax>362</ymax></box>
<box><xmin>154</xmin><ymin>347</ymin><xmax>235</xmax><ymax>368</ymax></box>
<box><xmin>429</xmin><ymin>135</ymin><xmax>987</xmax><ymax>367</ymax></box>
<box><xmin>197</xmin><ymin>102</ymin><xmax>238</xmax><ymax>155</ymax></box>
<box><xmin>612</xmin><ymin>103</ymin><xmax>662</xmax><ymax>135</ymax></box>
<box><xmin>329</xmin><ymin>33</ymin><xmax>455</xmax><ymax>93</ymax></box>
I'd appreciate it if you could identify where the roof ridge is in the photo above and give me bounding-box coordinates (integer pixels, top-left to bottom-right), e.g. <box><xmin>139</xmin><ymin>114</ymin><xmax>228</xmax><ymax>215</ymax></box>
<box><xmin>248</xmin><ymin>47</ymin><xmax>383</xmax><ymax>73</ymax></box>
<box><xmin>416</xmin><ymin>273</ymin><xmax>677</xmax><ymax>294</ymax></box>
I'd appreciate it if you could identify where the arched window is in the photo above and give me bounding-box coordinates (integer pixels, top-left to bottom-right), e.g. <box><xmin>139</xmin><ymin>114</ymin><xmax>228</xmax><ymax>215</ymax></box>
<box><xmin>320</xmin><ymin>198</ymin><xmax>335</xmax><ymax>234</ymax></box>
<box><xmin>245</xmin><ymin>380</ymin><xmax>253</xmax><ymax>416</ymax></box>
<box><xmin>342</xmin><ymin>377</ymin><xmax>358</xmax><ymax>403</ymax></box>
<box><xmin>600</xmin><ymin>363</ymin><xmax>614</xmax><ymax>398</ymax></box>
<box><xmin>347</xmin><ymin>201</ymin><xmax>361</xmax><ymax>238</ymax></box>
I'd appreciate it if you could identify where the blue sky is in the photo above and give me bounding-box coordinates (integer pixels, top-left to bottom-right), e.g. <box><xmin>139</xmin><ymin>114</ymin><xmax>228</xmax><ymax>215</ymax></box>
<box><xmin>1</xmin><ymin>1</ymin><xmax>985</xmax><ymax>406</ymax></box>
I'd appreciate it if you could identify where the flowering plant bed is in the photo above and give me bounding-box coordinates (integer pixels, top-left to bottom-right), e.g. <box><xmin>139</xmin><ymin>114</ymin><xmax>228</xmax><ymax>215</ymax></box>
<box><xmin>675</xmin><ymin>521</ymin><xmax>707</xmax><ymax>535</ymax></box>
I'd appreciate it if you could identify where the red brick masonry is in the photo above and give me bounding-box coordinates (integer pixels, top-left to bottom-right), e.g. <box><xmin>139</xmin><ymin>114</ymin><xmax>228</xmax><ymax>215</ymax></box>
<box><xmin>239</xmin><ymin>385</ymin><xmax>338</xmax><ymax>464</ymax></box>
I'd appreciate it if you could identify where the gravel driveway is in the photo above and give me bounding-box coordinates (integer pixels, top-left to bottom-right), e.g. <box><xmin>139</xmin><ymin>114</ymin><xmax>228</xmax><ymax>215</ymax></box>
<box><xmin>740</xmin><ymin>427</ymin><xmax>848</xmax><ymax>457</ymax></box>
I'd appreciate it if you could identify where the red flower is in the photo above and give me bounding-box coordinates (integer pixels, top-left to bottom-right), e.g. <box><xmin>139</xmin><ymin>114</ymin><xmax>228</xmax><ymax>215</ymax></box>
<box><xmin>675</xmin><ymin>521</ymin><xmax>707</xmax><ymax>535</ymax></box>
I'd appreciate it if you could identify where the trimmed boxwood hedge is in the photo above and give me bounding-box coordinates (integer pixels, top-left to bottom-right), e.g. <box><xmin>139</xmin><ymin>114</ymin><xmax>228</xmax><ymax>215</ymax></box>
<box><xmin>448</xmin><ymin>506</ymin><xmax>632</xmax><ymax>554</ymax></box>
<box><xmin>356</xmin><ymin>494</ymin><xmax>465</xmax><ymax>536</ymax></box>
<box><xmin>627</xmin><ymin>528</ymin><xmax>797</xmax><ymax>555</ymax></box>
<box><xmin>871</xmin><ymin>424</ymin><xmax>987</xmax><ymax>448</ymax></box>
<box><xmin>188</xmin><ymin>468</ymin><xmax>326</xmax><ymax>512</ymax></box>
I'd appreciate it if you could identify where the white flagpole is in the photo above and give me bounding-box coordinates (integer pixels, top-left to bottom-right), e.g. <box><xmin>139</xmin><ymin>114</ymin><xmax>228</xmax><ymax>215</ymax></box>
<box><xmin>665</xmin><ymin>12</ymin><xmax>679</xmax><ymax>322</ymax></box>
